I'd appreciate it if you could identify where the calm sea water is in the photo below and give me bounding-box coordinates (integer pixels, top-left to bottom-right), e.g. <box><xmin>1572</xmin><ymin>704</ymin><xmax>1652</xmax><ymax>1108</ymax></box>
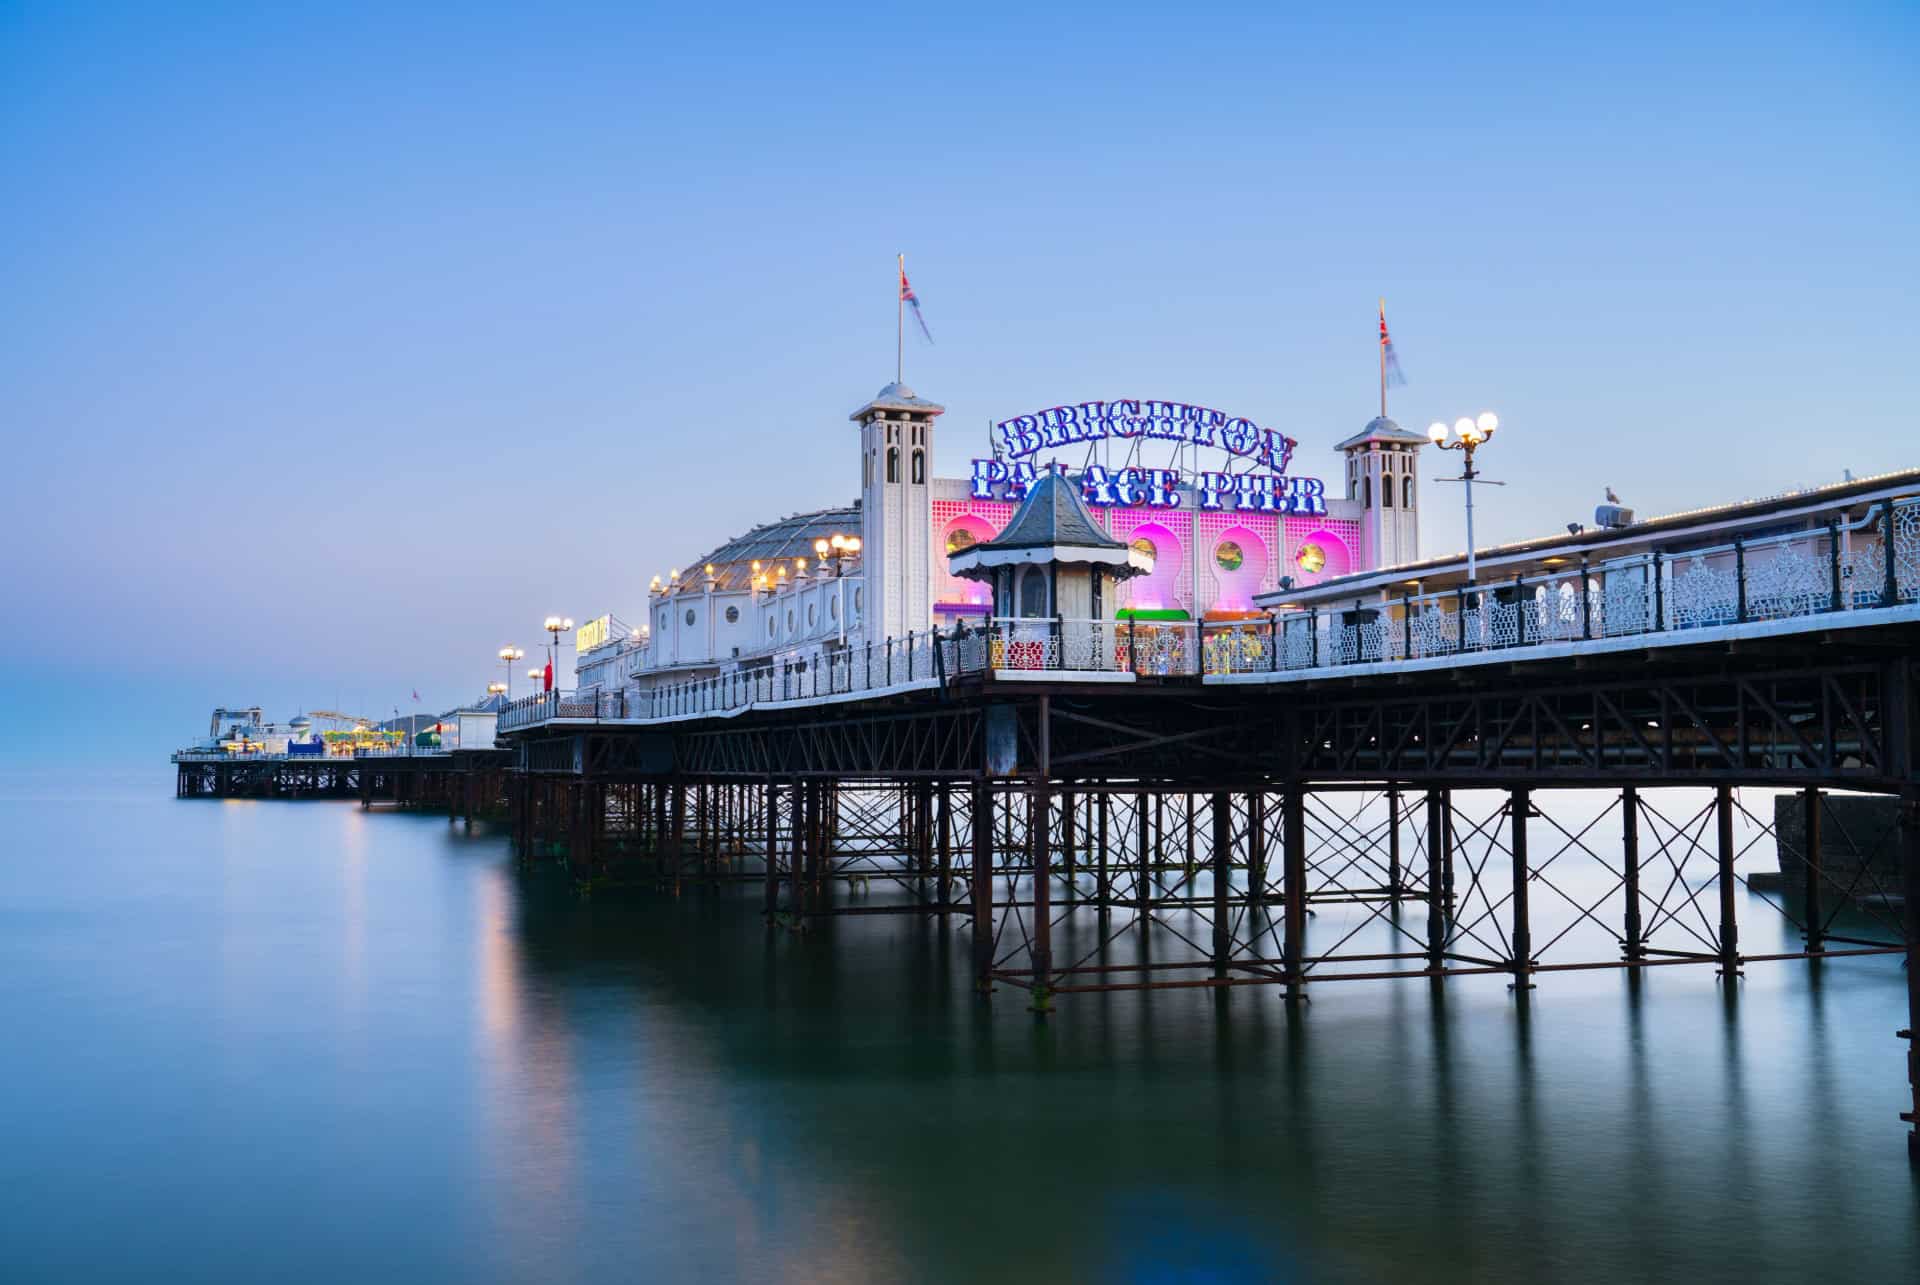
<box><xmin>2</xmin><ymin>771</ymin><xmax>1915</xmax><ymax>1284</ymax></box>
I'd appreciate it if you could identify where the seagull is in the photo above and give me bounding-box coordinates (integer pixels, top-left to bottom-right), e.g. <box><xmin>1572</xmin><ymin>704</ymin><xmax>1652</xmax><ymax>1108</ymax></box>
<box><xmin>1604</xmin><ymin>486</ymin><xmax>1621</xmax><ymax>504</ymax></box>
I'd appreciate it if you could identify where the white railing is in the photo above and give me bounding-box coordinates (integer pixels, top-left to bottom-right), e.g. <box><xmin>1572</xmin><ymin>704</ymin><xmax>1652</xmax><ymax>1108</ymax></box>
<box><xmin>493</xmin><ymin>495</ymin><xmax>1919</xmax><ymax>728</ymax></box>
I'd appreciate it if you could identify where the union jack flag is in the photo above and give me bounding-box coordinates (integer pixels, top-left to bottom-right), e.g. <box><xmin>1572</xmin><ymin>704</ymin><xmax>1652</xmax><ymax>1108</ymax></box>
<box><xmin>1380</xmin><ymin>299</ymin><xmax>1406</xmax><ymax>387</ymax></box>
<box><xmin>900</xmin><ymin>255</ymin><xmax>932</xmax><ymax>344</ymax></box>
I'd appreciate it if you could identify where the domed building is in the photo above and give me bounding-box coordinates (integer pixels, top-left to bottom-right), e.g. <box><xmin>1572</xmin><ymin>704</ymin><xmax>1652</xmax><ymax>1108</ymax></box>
<box><xmin>571</xmin><ymin>380</ymin><xmax>1419</xmax><ymax>700</ymax></box>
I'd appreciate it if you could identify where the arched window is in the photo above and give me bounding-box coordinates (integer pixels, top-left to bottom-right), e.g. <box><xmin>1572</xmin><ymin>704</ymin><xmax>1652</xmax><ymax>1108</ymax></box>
<box><xmin>911</xmin><ymin>449</ymin><xmax>924</xmax><ymax>484</ymax></box>
<box><xmin>1018</xmin><ymin>567</ymin><xmax>1050</xmax><ymax>618</ymax></box>
<box><xmin>1361</xmin><ymin>476</ymin><xmax>1371</xmax><ymax>508</ymax></box>
<box><xmin>1403</xmin><ymin>476</ymin><xmax>1414</xmax><ymax>507</ymax></box>
<box><xmin>887</xmin><ymin>447</ymin><xmax>899</xmax><ymax>483</ymax></box>
<box><xmin>863</xmin><ymin>451</ymin><xmax>872</xmax><ymax>487</ymax></box>
<box><xmin>1383</xmin><ymin>475</ymin><xmax>1395</xmax><ymax>508</ymax></box>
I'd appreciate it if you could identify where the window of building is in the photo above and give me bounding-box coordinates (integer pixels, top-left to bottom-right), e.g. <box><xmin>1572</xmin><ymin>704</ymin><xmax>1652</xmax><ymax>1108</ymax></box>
<box><xmin>724</xmin><ymin>605</ymin><xmax>739</xmax><ymax>624</ymax></box>
<box><xmin>830</xmin><ymin>596</ymin><xmax>839</xmax><ymax>619</ymax></box>
<box><xmin>1297</xmin><ymin>543</ymin><xmax>1327</xmax><ymax>574</ymax></box>
<box><xmin>1215</xmin><ymin>540</ymin><xmax>1244</xmax><ymax>571</ymax></box>
<box><xmin>1361</xmin><ymin>476</ymin><xmax>1371</xmax><ymax>508</ymax></box>
<box><xmin>1017</xmin><ymin>566</ymin><xmax>1049</xmax><ymax>618</ymax></box>
<box><xmin>684</xmin><ymin>608</ymin><xmax>695</xmax><ymax>627</ymax></box>
<box><xmin>947</xmin><ymin>528</ymin><xmax>978</xmax><ymax>554</ymax></box>
<box><xmin>854</xmin><ymin>586</ymin><xmax>863</xmax><ymax>613</ymax></box>
<box><xmin>887</xmin><ymin>447</ymin><xmax>899</xmax><ymax>483</ymax></box>
<box><xmin>911</xmin><ymin>449</ymin><xmax>924</xmax><ymax>484</ymax></box>
<box><xmin>1383</xmin><ymin>477</ymin><xmax>1395</xmax><ymax>508</ymax></box>
<box><xmin>1403</xmin><ymin>477</ymin><xmax>1414</xmax><ymax>507</ymax></box>
<box><xmin>786</xmin><ymin>609</ymin><xmax>795</xmax><ymax>633</ymax></box>
<box><xmin>807</xmin><ymin>603</ymin><xmax>818</xmax><ymax>627</ymax></box>
<box><xmin>766</xmin><ymin>617</ymin><xmax>775</xmax><ymax>640</ymax></box>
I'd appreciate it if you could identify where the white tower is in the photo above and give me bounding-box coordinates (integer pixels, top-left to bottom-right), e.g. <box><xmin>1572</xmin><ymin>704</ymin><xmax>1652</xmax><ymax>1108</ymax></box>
<box><xmin>1336</xmin><ymin>416</ymin><xmax>1426</xmax><ymax>571</ymax></box>
<box><xmin>852</xmin><ymin>381</ymin><xmax>945</xmax><ymax>642</ymax></box>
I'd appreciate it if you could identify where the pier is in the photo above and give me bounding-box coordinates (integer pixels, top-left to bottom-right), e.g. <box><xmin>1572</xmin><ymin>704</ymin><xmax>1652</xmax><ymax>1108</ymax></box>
<box><xmin>492</xmin><ymin>477</ymin><xmax>1920</xmax><ymax>1157</ymax></box>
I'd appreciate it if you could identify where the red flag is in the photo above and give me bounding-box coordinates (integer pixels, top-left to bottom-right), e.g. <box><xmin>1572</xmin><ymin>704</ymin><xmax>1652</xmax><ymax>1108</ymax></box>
<box><xmin>899</xmin><ymin>256</ymin><xmax>932</xmax><ymax>343</ymax></box>
<box><xmin>543</xmin><ymin>661</ymin><xmax>554</xmax><ymax>693</ymax></box>
<box><xmin>1379</xmin><ymin>299</ymin><xmax>1407</xmax><ymax>388</ymax></box>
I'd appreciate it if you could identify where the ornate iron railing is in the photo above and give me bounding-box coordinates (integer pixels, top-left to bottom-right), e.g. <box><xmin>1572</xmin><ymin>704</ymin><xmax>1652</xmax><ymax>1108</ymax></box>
<box><xmin>495</xmin><ymin>495</ymin><xmax>1918</xmax><ymax>727</ymax></box>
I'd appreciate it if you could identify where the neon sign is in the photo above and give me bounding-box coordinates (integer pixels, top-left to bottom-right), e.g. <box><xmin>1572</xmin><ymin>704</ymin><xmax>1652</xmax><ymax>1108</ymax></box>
<box><xmin>971</xmin><ymin>399</ymin><xmax>1326</xmax><ymax>515</ymax></box>
<box><xmin>994</xmin><ymin>400</ymin><xmax>1295</xmax><ymax>470</ymax></box>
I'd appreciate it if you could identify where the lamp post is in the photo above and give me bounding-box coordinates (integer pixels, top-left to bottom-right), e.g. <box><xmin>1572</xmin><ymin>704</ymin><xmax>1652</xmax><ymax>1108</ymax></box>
<box><xmin>814</xmin><ymin>532</ymin><xmax>861</xmax><ymax>643</ymax></box>
<box><xmin>498</xmin><ymin>646</ymin><xmax>524</xmax><ymax>698</ymax></box>
<box><xmin>543</xmin><ymin>616</ymin><xmax>574</xmax><ymax>690</ymax></box>
<box><xmin>1427</xmin><ymin>412</ymin><xmax>1502</xmax><ymax>584</ymax></box>
<box><xmin>487</xmin><ymin>682</ymin><xmax>508</xmax><ymax>705</ymax></box>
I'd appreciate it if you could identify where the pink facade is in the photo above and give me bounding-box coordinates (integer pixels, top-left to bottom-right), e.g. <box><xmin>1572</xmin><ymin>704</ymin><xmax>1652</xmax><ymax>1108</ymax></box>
<box><xmin>931</xmin><ymin>495</ymin><xmax>1359</xmax><ymax>619</ymax></box>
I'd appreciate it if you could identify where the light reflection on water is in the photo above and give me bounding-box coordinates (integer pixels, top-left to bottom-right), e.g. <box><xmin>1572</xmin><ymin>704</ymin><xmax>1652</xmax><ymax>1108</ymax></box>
<box><xmin>0</xmin><ymin>780</ymin><xmax>1913</xmax><ymax>1284</ymax></box>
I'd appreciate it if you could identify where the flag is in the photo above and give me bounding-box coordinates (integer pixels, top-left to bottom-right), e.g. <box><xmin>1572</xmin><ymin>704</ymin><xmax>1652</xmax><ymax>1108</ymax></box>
<box><xmin>411</xmin><ymin>689</ymin><xmax>420</xmax><ymax>702</ymax></box>
<box><xmin>543</xmin><ymin>660</ymin><xmax>554</xmax><ymax>693</ymax></box>
<box><xmin>899</xmin><ymin>255</ymin><xmax>932</xmax><ymax>344</ymax></box>
<box><xmin>1379</xmin><ymin>299</ymin><xmax>1407</xmax><ymax>387</ymax></box>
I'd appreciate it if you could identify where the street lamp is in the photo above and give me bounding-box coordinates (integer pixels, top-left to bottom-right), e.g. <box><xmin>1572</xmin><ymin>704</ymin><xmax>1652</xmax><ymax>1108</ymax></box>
<box><xmin>814</xmin><ymin>532</ymin><xmax>862</xmax><ymax>643</ymax></box>
<box><xmin>1427</xmin><ymin>412</ymin><xmax>1502</xmax><ymax>583</ymax></box>
<box><xmin>498</xmin><ymin>645</ymin><xmax>524</xmax><ymax>698</ymax></box>
<box><xmin>527</xmin><ymin>668</ymin><xmax>544</xmax><ymax>686</ymax></box>
<box><xmin>543</xmin><ymin>616</ymin><xmax>574</xmax><ymax>688</ymax></box>
<box><xmin>487</xmin><ymin>682</ymin><xmax>508</xmax><ymax>703</ymax></box>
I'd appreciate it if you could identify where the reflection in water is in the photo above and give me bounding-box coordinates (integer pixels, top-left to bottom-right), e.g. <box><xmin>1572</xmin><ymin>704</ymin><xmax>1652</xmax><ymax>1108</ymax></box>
<box><xmin>0</xmin><ymin>786</ymin><xmax>1914</xmax><ymax>1284</ymax></box>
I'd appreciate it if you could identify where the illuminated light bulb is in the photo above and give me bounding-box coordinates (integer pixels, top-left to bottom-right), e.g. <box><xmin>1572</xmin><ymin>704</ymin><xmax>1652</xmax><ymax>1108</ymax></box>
<box><xmin>1427</xmin><ymin>422</ymin><xmax>1448</xmax><ymax>444</ymax></box>
<box><xmin>1476</xmin><ymin>411</ymin><xmax>1499</xmax><ymax>437</ymax></box>
<box><xmin>1454</xmin><ymin>417</ymin><xmax>1475</xmax><ymax>441</ymax></box>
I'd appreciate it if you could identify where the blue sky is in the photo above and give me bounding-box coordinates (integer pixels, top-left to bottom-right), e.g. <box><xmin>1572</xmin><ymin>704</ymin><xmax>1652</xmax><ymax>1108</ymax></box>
<box><xmin>2</xmin><ymin>2</ymin><xmax>1915</xmax><ymax>757</ymax></box>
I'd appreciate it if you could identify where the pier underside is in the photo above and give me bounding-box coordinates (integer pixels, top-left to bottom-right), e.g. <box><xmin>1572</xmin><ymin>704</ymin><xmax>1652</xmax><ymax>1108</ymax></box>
<box><xmin>498</xmin><ymin>622</ymin><xmax>1920</xmax><ymax>1158</ymax></box>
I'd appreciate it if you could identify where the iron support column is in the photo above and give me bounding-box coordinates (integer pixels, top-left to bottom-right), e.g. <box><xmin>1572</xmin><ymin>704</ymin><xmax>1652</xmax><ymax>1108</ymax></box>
<box><xmin>971</xmin><ymin>779</ymin><xmax>994</xmax><ymax>993</ymax></box>
<box><xmin>1510</xmin><ymin>788</ymin><xmax>1533</xmax><ymax>988</ymax></box>
<box><xmin>1283</xmin><ymin>786</ymin><xmax>1307</xmax><ymax>998</ymax></box>
<box><xmin>1425</xmin><ymin>789</ymin><xmax>1446</xmax><ymax>971</ymax></box>
<box><xmin>1622</xmin><ymin>787</ymin><xmax>1644</xmax><ymax>961</ymax></box>
<box><xmin>1211</xmin><ymin>791</ymin><xmax>1232</xmax><ymax>980</ymax></box>
<box><xmin>1900</xmin><ymin>785</ymin><xmax>1918</xmax><ymax>1164</ymax></box>
<box><xmin>1716</xmin><ymin>784</ymin><xmax>1739</xmax><ymax>974</ymax></box>
<box><xmin>1802</xmin><ymin>787</ymin><xmax>1824</xmax><ymax>953</ymax></box>
<box><xmin>1387</xmin><ymin>787</ymin><xmax>1403</xmax><ymax>900</ymax></box>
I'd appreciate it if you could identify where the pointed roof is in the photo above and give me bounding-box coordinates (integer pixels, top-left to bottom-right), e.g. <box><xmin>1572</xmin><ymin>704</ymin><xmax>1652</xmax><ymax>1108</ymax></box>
<box><xmin>849</xmin><ymin>380</ymin><xmax>945</xmax><ymax>420</ymax></box>
<box><xmin>982</xmin><ymin>469</ymin><xmax>1122</xmax><ymax>552</ymax></box>
<box><xmin>948</xmin><ymin>469</ymin><xmax>1153</xmax><ymax>581</ymax></box>
<box><xmin>1335</xmin><ymin>415</ymin><xmax>1429</xmax><ymax>451</ymax></box>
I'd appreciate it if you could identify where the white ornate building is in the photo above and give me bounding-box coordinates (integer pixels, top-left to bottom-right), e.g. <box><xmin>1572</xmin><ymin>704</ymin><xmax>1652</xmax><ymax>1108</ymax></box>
<box><xmin>573</xmin><ymin>378</ymin><xmax>1420</xmax><ymax>699</ymax></box>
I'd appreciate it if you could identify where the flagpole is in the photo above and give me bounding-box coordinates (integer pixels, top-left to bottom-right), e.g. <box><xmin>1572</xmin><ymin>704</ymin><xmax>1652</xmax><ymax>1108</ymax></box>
<box><xmin>1378</xmin><ymin>298</ymin><xmax>1387</xmax><ymax>419</ymax></box>
<box><xmin>897</xmin><ymin>254</ymin><xmax>905</xmax><ymax>385</ymax></box>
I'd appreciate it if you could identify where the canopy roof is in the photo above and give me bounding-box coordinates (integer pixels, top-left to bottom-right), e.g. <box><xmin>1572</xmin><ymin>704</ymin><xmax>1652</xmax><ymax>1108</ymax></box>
<box><xmin>949</xmin><ymin>470</ymin><xmax>1153</xmax><ymax>580</ymax></box>
<box><xmin>673</xmin><ymin>504</ymin><xmax>862</xmax><ymax>592</ymax></box>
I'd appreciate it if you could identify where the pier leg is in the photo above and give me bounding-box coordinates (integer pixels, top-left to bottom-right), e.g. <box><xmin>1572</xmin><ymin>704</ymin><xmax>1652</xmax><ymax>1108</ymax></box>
<box><xmin>1095</xmin><ymin>790</ymin><xmax>1110</xmax><ymax>917</ymax></box>
<box><xmin>1283</xmin><ymin>785</ymin><xmax>1306</xmax><ymax>1000</ymax></box>
<box><xmin>1510</xmin><ymin>788</ymin><xmax>1533</xmax><ymax>989</ymax></box>
<box><xmin>789</xmin><ymin>779</ymin><xmax>806</xmax><ymax>924</ymax></box>
<box><xmin>1622</xmin><ymin>787</ymin><xmax>1644</xmax><ymax>961</ymax></box>
<box><xmin>1802</xmin><ymin>787</ymin><xmax>1825</xmax><ymax>953</ymax></box>
<box><xmin>1247</xmin><ymin>791</ymin><xmax>1267</xmax><ymax>910</ymax></box>
<box><xmin>1441</xmin><ymin>789</ymin><xmax>1457</xmax><ymax>912</ymax></box>
<box><xmin>1900</xmin><ymin>786</ymin><xmax>1918</xmax><ymax>1164</ymax></box>
<box><xmin>1716</xmin><ymin>784</ymin><xmax>1740</xmax><ymax>976</ymax></box>
<box><xmin>971</xmin><ymin>779</ymin><xmax>993</xmax><ymax>994</ymax></box>
<box><xmin>1211</xmin><ymin>791</ymin><xmax>1232</xmax><ymax>981</ymax></box>
<box><xmin>762</xmin><ymin>781</ymin><xmax>779</xmax><ymax>918</ymax></box>
<box><xmin>1138</xmin><ymin>790</ymin><xmax>1154</xmax><ymax>921</ymax></box>
<box><xmin>1062</xmin><ymin>789</ymin><xmax>1077</xmax><ymax>901</ymax></box>
<box><xmin>915</xmin><ymin>780</ymin><xmax>933</xmax><ymax>881</ymax></box>
<box><xmin>936</xmin><ymin>782</ymin><xmax>952</xmax><ymax>914</ymax></box>
<box><xmin>1387</xmin><ymin>787</ymin><xmax>1403</xmax><ymax>901</ymax></box>
<box><xmin>1425</xmin><ymin>789</ymin><xmax>1446</xmax><ymax>972</ymax></box>
<box><xmin>1030</xmin><ymin>780</ymin><xmax>1052</xmax><ymax>1012</ymax></box>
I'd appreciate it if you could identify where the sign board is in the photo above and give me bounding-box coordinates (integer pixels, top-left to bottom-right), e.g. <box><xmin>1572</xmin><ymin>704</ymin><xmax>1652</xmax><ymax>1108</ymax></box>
<box><xmin>575</xmin><ymin>614</ymin><xmax>612</xmax><ymax>654</ymax></box>
<box><xmin>970</xmin><ymin>399</ymin><xmax>1326</xmax><ymax>516</ymax></box>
